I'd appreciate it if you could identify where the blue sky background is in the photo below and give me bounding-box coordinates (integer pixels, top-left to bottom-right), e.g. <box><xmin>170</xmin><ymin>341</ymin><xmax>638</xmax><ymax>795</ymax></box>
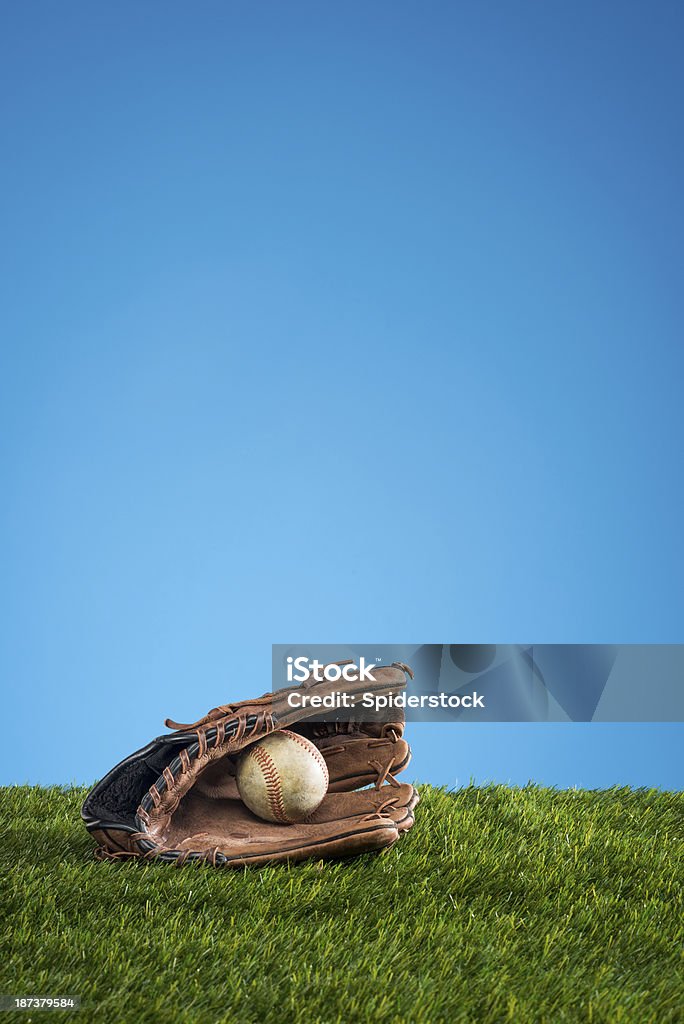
<box><xmin>1</xmin><ymin>2</ymin><xmax>682</xmax><ymax>789</ymax></box>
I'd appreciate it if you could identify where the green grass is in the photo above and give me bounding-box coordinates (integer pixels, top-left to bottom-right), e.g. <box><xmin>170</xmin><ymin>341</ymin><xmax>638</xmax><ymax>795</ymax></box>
<box><xmin>1</xmin><ymin>785</ymin><xmax>682</xmax><ymax>1023</ymax></box>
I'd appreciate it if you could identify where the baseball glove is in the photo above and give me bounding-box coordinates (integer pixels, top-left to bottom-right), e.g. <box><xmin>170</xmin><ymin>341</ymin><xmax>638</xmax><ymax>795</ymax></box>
<box><xmin>82</xmin><ymin>661</ymin><xmax>419</xmax><ymax>867</ymax></box>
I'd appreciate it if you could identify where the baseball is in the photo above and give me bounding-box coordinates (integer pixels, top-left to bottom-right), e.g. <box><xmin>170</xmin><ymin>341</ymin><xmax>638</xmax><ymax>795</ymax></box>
<box><xmin>236</xmin><ymin>730</ymin><xmax>329</xmax><ymax>824</ymax></box>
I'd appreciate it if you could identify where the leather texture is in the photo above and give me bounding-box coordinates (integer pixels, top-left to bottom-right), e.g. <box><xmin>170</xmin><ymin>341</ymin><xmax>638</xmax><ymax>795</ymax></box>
<box><xmin>82</xmin><ymin>661</ymin><xmax>419</xmax><ymax>867</ymax></box>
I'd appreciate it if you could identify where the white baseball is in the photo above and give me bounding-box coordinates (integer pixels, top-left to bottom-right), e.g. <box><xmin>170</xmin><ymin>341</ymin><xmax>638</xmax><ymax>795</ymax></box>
<box><xmin>236</xmin><ymin>730</ymin><xmax>329</xmax><ymax>824</ymax></box>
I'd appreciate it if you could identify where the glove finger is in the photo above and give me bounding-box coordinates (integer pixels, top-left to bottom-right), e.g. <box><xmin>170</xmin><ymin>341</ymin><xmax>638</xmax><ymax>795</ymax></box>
<box><xmin>165</xmin><ymin>663</ymin><xmax>411</xmax><ymax>737</ymax></box>
<box><xmin>315</xmin><ymin>734</ymin><xmax>412</xmax><ymax>792</ymax></box>
<box><xmin>308</xmin><ymin>783</ymin><xmax>419</xmax><ymax>833</ymax></box>
<box><xmin>295</xmin><ymin>711</ymin><xmax>405</xmax><ymax>744</ymax></box>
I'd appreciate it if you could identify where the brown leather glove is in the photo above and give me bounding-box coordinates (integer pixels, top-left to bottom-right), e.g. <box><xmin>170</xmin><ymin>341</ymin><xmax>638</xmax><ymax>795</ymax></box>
<box><xmin>82</xmin><ymin>662</ymin><xmax>418</xmax><ymax>867</ymax></box>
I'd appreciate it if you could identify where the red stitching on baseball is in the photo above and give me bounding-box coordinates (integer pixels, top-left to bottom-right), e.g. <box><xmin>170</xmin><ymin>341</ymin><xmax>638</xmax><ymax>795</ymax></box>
<box><xmin>281</xmin><ymin>730</ymin><xmax>329</xmax><ymax>785</ymax></box>
<box><xmin>248</xmin><ymin>744</ymin><xmax>290</xmax><ymax>823</ymax></box>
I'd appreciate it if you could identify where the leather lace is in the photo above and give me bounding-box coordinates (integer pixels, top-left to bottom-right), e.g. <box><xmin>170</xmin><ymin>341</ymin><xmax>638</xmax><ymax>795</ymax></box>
<box><xmin>360</xmin><ymin>795</ymin><xmax>400</xmax><ymax>823</ymax></box>
<box><xmin>95</xmin><ymin>841</ymin><xmax>224</xmax><ymax>867</ymax></box>
<box><xmin>368</xmin><ymin>756</ymin><xmax>401</xmax><ymax>790</ymax></box>
<box><xmin>164</xmin><ymin>706</ymin><xmax>274</xmax><ymax>753</ymax></box>
<box><xmin>166</xmin><ymin>704</ymin><xmax>243</xmax><ymax>732</ymax></box>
